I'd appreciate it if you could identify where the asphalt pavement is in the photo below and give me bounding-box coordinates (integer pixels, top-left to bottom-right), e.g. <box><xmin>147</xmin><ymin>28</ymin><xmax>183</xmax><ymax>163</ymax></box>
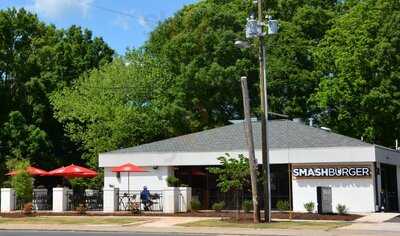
<box><xmin>0</xmin><ymin>231</ymin><xmax>223</xmax><ymax>236</ymax></box>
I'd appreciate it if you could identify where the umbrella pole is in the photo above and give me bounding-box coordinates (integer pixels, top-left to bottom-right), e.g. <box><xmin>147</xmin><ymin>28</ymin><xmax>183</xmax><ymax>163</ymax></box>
<box><xmin>128</xmin><ymin>172</ymin><xmax>130</xmax><ymax>194</ymax></box>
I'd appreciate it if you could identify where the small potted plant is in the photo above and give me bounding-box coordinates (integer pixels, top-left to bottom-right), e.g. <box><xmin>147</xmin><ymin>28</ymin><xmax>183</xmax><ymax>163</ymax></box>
<box><xmin>304</xmin><ymin>201</ymin><xmax>315</xmax><ymax>213</ymax></box>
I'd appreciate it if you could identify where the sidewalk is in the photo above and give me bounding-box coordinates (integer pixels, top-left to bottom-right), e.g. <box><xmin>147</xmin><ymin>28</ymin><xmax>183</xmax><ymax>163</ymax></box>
<box><xmin>2</xmin><ymin>223</ymin><xmax>400</xmax><ymax>236</ymax></box>
<box><xmin>354</xmin><ymin>213</ymin><xmax>400</xmax><ymax>223</ymax></box>
<box><xmin>0</xmin><ymin>216</ymin><xmax>399</xmax><ymax>236</ymax></box>
<box><xmin>338</xmin><ymin>213</ymin><xmax>400</xmax><ymax>234</ymax></box>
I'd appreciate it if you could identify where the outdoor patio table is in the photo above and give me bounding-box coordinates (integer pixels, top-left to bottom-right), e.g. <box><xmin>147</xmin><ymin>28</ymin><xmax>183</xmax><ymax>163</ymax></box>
<box><xmin>119</xmin><ymin>192</ymin><xmax>137</xmax><ymax>211</ymax></box>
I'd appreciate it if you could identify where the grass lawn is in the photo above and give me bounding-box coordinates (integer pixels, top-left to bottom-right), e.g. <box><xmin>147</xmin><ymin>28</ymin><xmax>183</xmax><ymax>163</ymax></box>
<box><xmin>0</xmin><ymin>216</ymin><xmax>145</xmax><ymax>225</ymax></box>
<box><xmin>178</xmin><ymin>219</ymin><xmax>350</xmax><ymax>230</ymax></box>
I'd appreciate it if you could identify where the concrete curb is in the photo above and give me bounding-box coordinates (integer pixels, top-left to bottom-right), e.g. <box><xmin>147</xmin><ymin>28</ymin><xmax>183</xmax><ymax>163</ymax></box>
<box><xmin>0</xmin><ymin>226</ymin><xmax>330</xmax><ymax>236</ymax></box>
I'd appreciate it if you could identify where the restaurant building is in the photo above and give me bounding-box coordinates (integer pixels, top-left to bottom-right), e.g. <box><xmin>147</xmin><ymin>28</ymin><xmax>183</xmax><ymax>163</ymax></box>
<box><xmin>99</xmin><ymin>120</ymin><xmax>400</xmax><ymax>213</ymax></box>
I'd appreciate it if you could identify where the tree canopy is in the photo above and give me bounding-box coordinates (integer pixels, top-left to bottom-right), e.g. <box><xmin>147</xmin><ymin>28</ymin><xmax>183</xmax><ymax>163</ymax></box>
<box><xmin>311</xmin><ymin>0</ymin><xmax>400</xmax><ymax>145</ymax></box>
<box><xmin>208</xmin><ymin>153</ymin><xmax>250</xmax><ymax>193</ymax></box>
<box><xmin>0</xmin><ymin>8</ymin><xmax>114</xmax><ymax>182</ymax></box>
<box><xmin>145</xmin><ymin>0</ymin><xmax>338</xmax><ymax>130</ymax></box>
<box><xmin>145</xmin><ymin>0</ymin><xmax>399</xmax><ymax>147</ymax></box>
<box><xmin>51</xmin><ymin>50</ymin><xmax>187</xmax><ymax>166</ymax></box>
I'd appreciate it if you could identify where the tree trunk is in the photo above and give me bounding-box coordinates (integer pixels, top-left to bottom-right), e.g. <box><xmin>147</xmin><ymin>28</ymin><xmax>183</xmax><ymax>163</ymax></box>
<box><xmin>236</xmin><ymin>190</ymin><xmax>240</xmax><ymax>221</ymax></box>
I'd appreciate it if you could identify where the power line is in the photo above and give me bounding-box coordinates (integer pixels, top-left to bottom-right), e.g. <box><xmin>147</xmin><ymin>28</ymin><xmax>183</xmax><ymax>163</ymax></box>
<box><xmin>84</xmin><ymin>2</ymin><xmax>137</xmax><ymax>19</ymax></box>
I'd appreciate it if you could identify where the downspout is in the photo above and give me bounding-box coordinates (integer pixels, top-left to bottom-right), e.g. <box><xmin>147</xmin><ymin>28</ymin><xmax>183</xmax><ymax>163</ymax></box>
<box><xmin>288</xmin><ymin>164</ymin><xmax>293</xmax><ymax>211</ymax></box>
<box><xmin>374</xmin><ymin>162</ymin><xmax>380</xmax><ymax>212</ymax></box>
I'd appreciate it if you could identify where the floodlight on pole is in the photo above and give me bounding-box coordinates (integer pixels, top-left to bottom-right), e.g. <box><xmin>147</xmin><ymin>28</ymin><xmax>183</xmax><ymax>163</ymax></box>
<box><xmin>234</xmin><ymin>40</ymin><xmax>251</xmax><ymax>49</ymax></box>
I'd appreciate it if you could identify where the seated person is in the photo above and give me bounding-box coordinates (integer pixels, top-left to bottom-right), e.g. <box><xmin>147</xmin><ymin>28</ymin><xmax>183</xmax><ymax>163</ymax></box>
<box><xmin>140</xmin><ymin>186</ymin><xmax>153</xmax><ymax>211</ymax></box>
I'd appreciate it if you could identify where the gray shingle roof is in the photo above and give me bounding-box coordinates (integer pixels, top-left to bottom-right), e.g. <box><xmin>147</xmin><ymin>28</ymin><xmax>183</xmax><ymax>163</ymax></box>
<box><xmin>107</xmin><ymin>120</ymin><xmax>371</xmax><ymax>154</ymax></box>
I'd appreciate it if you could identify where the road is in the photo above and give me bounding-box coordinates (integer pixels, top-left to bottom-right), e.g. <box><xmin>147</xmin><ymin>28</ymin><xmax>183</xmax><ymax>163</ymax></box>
<box><xmin>0</xmin><ymin>231</ymin><xmax>242</xmax><ymax>236</ymax></box>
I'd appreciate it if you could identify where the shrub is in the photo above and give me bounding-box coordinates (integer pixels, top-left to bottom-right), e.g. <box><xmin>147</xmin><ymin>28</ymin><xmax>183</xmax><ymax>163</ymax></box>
<box><xmin>9</xmin><ymin>160</ymin><xmax>33</xmax><ymax>204</ymax></box>
<box><xmin>166</xmin><ymin>176</ymin><xmax>180</xmax><ymax>187</ymax></box>
<box><xmin>76</xmin><ymin>203</ymin><xmax>87</xmax><ymax>215</ymax></box>
<box><xmin>336</xmin><ymin>204</ymin><xmax>348</xmax><ymax>215</ymax></box>
<box><xmin>23</xmin><ymin>202</ymin><xmax>33</xmax><ymax>215</ymax></box>
<box><xmin>276</xmin><ymin>200</ymin><xmax>290</xmax><ymax>211</ymax></box>
<box><xmin>212</xmin><ymin>201</ymin><xmax>225</xmax><ymax>212</ymax></box>
<box><xmin>191</xmin><ymin>199</ymin><xmax>201</xmax><ymax>211</ymax></box>
<box><xmin>242</xmin><ymin>200</ymin><xmax>253</xmax><ymax>213</ymax></box>
<box><xmin>304</xmin><ymin>202</ymin><xmax>315</xmax><ymax>213</ymax></box>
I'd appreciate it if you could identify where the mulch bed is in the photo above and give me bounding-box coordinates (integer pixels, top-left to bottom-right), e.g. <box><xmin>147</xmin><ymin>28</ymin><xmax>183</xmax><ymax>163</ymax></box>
<box><xmin>0</xmin><ymin>210</ymin><xmax>362</xmax><ymax>221</ymax></box>
<box><xmin>272</xmin><ymin>212</ymin><xmax>361</xmax><ymax>221</ymax></box>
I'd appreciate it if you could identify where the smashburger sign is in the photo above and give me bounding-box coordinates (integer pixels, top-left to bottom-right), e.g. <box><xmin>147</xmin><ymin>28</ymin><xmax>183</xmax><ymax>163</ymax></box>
<box><xmin>292</xmin><ymin>165</ymin><xmax>372</xmax><ymax>179</ymax></box>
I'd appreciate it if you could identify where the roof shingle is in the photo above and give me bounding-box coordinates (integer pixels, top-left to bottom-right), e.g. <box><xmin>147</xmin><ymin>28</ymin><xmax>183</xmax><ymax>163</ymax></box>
<box><xmin>106</xmin><ymin>120</ymin><xmax>371</xmax><ymax>154</ymax></box>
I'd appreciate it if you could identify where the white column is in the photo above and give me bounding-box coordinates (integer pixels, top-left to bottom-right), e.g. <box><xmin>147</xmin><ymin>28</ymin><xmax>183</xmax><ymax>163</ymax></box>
<box><xmin>1</xmin><ymin>188</ymin><xmax>16</xmax><ymax>212</ymax></box>
<box><xmin>52</xmin><ymin>187</ymin><xmax>68</xmax><ymax>212</ymax></box>
<box><xmin>103</xmin><ymin>188</ymin><xmax>119</xmax><ymax>212</ymax></box>
<box><xmin>177</xmin><ymin>187</ymin><xmax>192</xmax><ymax>212</ymax></box>
<box><xmin>163</xmin><ymin>187</ymin><xmax>177</xmax><ymax>213</ymax></box>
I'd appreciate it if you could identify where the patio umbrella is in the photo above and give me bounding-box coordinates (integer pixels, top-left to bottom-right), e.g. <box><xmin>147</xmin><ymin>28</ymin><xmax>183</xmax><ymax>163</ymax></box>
<box><xmin>6</xmin><ymin>166</ymin><xmax>48</xmax><ymax>176</ymax></box>
<box><xmin>47</xmin><ymin>164</ymin><xmax>97</xmax><ymax>178</ymax></box>
<box><xmin>191</xmin><ymin>169</ymin><xmax>206</xmax><ymax>176</ymax></box>
<box><xmin>112</xmin><ymin>163</ymin><xmax>147</xmax><ymax>193</ymax></box>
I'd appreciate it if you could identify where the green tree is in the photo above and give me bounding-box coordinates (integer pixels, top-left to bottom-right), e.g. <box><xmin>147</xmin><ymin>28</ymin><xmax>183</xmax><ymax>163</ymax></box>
<box><xmin>145</xmin><ymin>0</ymin><xmax>337</xmax><ymax>130</ymax></box>
<box><xmin>208</xmin><ymin>153</ymin><xmax>250</xmax><ymax>219</ymax></box>
<box><xmin>0</xmin><ymin>8</ymin><xmax>114</xmax><ymax>178</ymax></box>
<box><xmin>8</xmin><ymin>159</ymin><xmax>33</xmax><ymax>204</ymax></box>
<box><xmin>0</xmin><ymin>111</ymin><xmax>50</xmax><ymax>183</ymax></box>
<box><xmin>146</xmin><ymin>0</ymin><xmax>252</xmax><ymax>130</ymax></box>
<box><xmin>51</xmin><ymin>50</ymin><xmax>187</xmax><ymax>167</ymax></box>
<box><xmin>311</xmin><ymin>0</ymin><xmax>400</xmax><ymax>146</ymax></box>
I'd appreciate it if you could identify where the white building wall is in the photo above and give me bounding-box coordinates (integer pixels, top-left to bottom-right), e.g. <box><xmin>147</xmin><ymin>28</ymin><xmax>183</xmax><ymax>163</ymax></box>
<box><xmin>292</xmin><ymin>177</ymin><xmax>376</xmax><ymax>213</ymax></box>
<box><xmin>99</xmin><ymin>146</ymin><xmax>376</xmax><ymax>167</ymax></box>
<box><xmin>104</xmin><ymin>166</ymin><xmax>172</xmax><ymax>191</ymax></box>
<box><xmin>375</xmin><ymin>146</ymin><xmax>400</xmax><ymax>166</ymax></box>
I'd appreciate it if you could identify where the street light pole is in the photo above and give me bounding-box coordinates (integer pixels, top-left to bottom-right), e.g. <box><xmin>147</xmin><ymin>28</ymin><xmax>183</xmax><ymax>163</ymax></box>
<box><xmin>256</xmin><ymin>0</ymin><xmax>271</xmax><ymax>223</ymax></box>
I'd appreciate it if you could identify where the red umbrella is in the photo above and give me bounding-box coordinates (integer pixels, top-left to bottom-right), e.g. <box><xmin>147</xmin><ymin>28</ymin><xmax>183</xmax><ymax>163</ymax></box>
<box><xmin>6</xmin><ymin>166</ymin><xmax>48</xmax><ymax>176</ymax></box>
<box><xmin>47</xmin><ymin>166</ymin><xmax>65</xmax><ymax>176</ymax></box>
<box><xmin>192</xmin><ymin>170</ymin><xmax>206</xmax><ymax>176</ymax></box>
<box><xmin>112</xmin><ymin>163</ymin><xmax>147</xmax><ymax>173</ymax></box>
<box><xmin>112</xmin><ymin>163</ymin><xmax>147</xmax><ymax>193</ymax></box>
<box><xmin>48</xmin><ymin>164</ymin><xmax>97</xmax><ymax>178</ymax></box>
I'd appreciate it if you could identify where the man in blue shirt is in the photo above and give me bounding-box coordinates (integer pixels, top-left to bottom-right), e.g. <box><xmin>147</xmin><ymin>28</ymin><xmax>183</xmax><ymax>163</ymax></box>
<box><xmin>140</xmin><ymin>186</ymin><xmax>153</xmax><ymax>211</ymax></box>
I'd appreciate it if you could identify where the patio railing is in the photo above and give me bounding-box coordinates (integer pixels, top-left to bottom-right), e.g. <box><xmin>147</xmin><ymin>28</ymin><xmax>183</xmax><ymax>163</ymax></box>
<box><xmin>118</xmin><ymin>190</ymin><xmax>165</xmax><ymax>212</ymax></box>
<box><xmin>66</xmin><ymin>189</ymin><xmax>103</xmax><ymax>211</ymax></box>
<box><xmin>33</xmin><ymin>189</ymin><xmax>52</xmax><ymax>211</ymax></box>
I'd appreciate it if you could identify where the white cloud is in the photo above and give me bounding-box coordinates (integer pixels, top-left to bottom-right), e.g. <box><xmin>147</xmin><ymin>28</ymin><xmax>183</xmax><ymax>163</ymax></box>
<box><xmin>112</xmin><ymin>11</ymin><xmax>154</xmax><ymax>31</ymax></box>
<box><xmin>31</xmin><ymin>0</ymin><xmax>93</xmax><ymax>19</ymax></box>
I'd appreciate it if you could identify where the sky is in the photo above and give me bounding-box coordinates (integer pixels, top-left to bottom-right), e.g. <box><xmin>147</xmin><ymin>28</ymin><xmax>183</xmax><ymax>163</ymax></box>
<box><xmin>0</xmin><ymin>0</ymin><xmax>197</xmax><ymax>55</ymax></box>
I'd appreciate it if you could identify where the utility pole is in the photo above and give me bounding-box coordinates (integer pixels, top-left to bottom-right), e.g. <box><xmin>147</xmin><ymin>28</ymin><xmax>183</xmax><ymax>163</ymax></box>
<box><xmin>241</xmin><ymin>76</ymin><xmax>260</xmax><ymax>223</ymax></box>
<box><xmin>236</xmin><ymin>0</ymin><xmax>278</xmax><ymax>223</ymax></box>
<box><xmin>257</xmin><ymin>0</ymin><xmax>271</xmax><ymax>223</ymax></box>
